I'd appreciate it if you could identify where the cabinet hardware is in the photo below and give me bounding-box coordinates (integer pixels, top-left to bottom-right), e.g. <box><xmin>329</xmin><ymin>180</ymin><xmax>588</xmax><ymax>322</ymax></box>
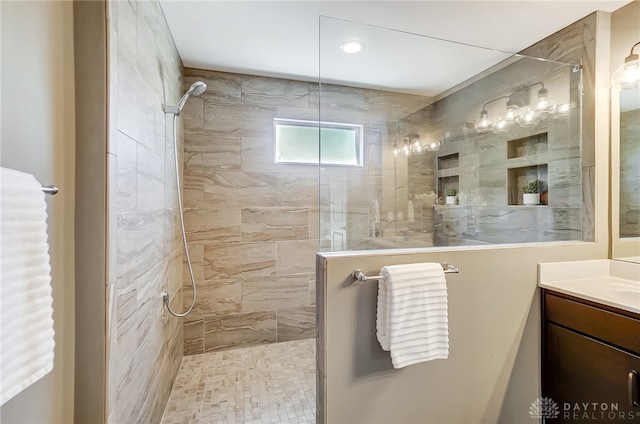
<box><xmin>629</xmin><ymin>370</ymin><xmax>639</xmax><ymax>407</ymax></box>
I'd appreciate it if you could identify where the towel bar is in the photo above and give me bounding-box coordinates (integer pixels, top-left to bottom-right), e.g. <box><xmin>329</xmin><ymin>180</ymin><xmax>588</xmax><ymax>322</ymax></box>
<box><xmin>351</xmin><ymin>263</ymin><xmax>459</xmax><ymax>282</ymax></box>
<box><xmin>42</xmin><ymin>185</ymin><xmax>58</xmax><ymax>195</ymax></box>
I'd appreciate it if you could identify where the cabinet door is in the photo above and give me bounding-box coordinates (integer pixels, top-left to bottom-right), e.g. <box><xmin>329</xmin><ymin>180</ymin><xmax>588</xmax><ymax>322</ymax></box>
<box><xmin>544</xmin><ymin>323</ymin><xmax>640</xmax><ymax>423</ymax></box>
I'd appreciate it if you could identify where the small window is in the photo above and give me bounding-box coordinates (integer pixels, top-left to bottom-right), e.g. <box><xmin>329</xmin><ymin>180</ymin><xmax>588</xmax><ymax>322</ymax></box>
<box><xmin>274</xmin><ymin>118</ymin><xmax>363</xmax><ymax>166</ymax></box>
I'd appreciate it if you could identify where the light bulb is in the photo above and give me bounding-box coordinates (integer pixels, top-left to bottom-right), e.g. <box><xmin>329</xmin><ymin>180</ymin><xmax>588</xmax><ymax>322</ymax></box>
<box><xmin>403</xmin><ymin>141</ymin><xmax>412</xmax><ymax>157</ymax></box>
<box><xmin>411</xmin><ymin>137</ymin><xmax>424</xmax><ymax>154</ymax></box>
<box><xmin>612</xmin><ymin>52</ymin><xmax>640</xmax><ymax>91</ymax></box>
<box><xmin>505</xmin><ymin>106</ymin><xmax>520</xmax><ymax>122</ymax></box>
<box><xmin>534</xmin><ymin>87</ymin><xmax>555</xmax><ymax>114</ymax></box>
<box><xmin>425</xmin><ymin>139</ymin><xmax>442</xmax><ymax>152</ymax></box>
<box><xmin>393</xmin><ymin>143</ymin><xmax>399</xmax><ymax>157</ymax></box>
<box><xmin>475</xmin><ymin>109</ymin><xmax>494</xmax><ymax>134</ymax></box>
<box><xmin>493</xmin><ymin>118</ymin><xmax>509</xmax><ymax>134</ymax></box>
<box><xmin>516</xmin><ymin>108</ymin><xmax>539</xmax><ymax>128</ymax></box>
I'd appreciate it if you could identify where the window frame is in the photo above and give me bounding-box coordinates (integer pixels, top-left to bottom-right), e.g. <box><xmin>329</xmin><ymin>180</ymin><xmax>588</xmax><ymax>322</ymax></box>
<box><xmin>273</xmin><ymin>118</ymin><xmax>364</xmax><ymax>167</ymax></box>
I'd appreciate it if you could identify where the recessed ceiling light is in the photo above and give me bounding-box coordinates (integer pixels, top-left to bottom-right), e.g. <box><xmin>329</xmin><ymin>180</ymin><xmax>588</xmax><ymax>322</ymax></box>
<box><xmin>340</xmin><ymin>40</ymin><xmax>364</xmax><ymax>54</ymax></box>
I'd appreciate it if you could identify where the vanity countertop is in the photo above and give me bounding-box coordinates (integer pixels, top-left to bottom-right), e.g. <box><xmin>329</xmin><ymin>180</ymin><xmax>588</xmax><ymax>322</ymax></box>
<box><xmin>538</xmin><ymin>259</ymin><xmax>640</xmax><ymax>314</ymax></box>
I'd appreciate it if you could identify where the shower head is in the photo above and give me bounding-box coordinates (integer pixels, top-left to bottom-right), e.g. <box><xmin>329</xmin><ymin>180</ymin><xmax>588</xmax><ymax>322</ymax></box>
<box><xmin>187</xmin><ymin>81</ymin><xmax>207</xmax><ymax>96</ymax></box>
<box><xmin>164</xmin><ymin>81</ymin><xmax>208</xmax><ymax>116</ymax></box>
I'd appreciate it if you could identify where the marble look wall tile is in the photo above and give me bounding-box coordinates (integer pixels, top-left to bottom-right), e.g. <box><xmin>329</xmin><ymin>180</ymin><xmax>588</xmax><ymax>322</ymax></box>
<box><xmin>184</xmin><ymin>135</ymin><xmax>242</xmax><ymax>172</ymax></box>
<box><xmin>116</xmin><ymin>211</ymin><xmax>164</xmax><ymax>281</ymax></box>
<box><xmin>116</xmin><ymin>131</ymin><xmax>137</xmax><ymax>212</ymax></box>
<box><xmin>582</xmin><ymin>166</ymin><xmax>595</xmax><ymax>242</ymax></box>
<box><xmin>242</xmin><ymin>75</ymin><xmax>310</xmax><ymax>108</ymax></box>
<box><xmin>184</xmin><ymin>279</ymin><xmax>241</xmax><ymax>317</ymax></box>
<box><xmin>309</xmin><ymin>207</ymin><xmax>320</xmax><ymax>240</ymax></box>
<box><xmin>181</xmin><ymin>97</ymin><xmax>204</xmax><ymax>134</ymax></box>
<box><xmin>109</xmin><ymin>0</ymin><xmax>184</xmax><ymax>422</ymax></box>
<box><xmin>167</xmin><ymin>249</ymin><xmax>183</xmax><ymax>300</ymax></box>
<box><xmin>183</xmin><ymin>243</ymin><xmax>204</xmax><ymax>285</ymax></box>
<box><xmin>135</xmin><ymin>0</ymin><xmax>162</xmax><ymax>93</ymax></box>
<box><xmin>114</xmin><ymin>281</ymin><xmax>137</xmax><ymax>379</ymax></box>
<box><xmin>182</xmin><ymin>169</ymin><xmax>204</xmax><ymax>206</ymax></box>
<box><xmin>311</xmin><ymin>83</ymin><xmax>369</xmax><ymax>113</ymax></box>
<box><xmin>203</xmin><ymin>102</ymin><xmax>275</xmax><ymax>138</ymax></box>
<box><xmin>183</xmin><ymin>319</ymin><xmax>204</xmax><ymax>355</ymax></box>
<box><xmin>203</xmin><ymin>171</ymin><xmax>277</xmax><ymax>207</ymax></box>
<box><xmin>204</xmin><ymin>242</ymin><xmax>277</xmax><ymax>280</ymax></box>
<box><xmin>204</xmin><ymin>311</ymin><xmax>277</xmax><ymax>352</ymax></box>
<box><xmin>241</xmin><ymin>275</ymin><xmax>310</xmax><ymax>312</ymax></box>
<box><xmin>241</xmin><ymin>207</ymin><xmax>309</xmax><ymax>241</ymax></box>
<box><xmin>137</xmin><ymin>143</ymin><xmax>165</xmax><ymax>212</ymax></box>
<box><xmin>163</xmin><ymin>210</ymin><xmax>181</xmax><ymax>258</ymax></box>
<box><xmin>277</xmin><ymin>240</ymin><xmax>319</xmax><ymax>275</ymax></box>
<box><xmin>547</xmin><ymin>158</ymin><xmax>582</xmax><ymax>208</ymax></box>
<box><xmin>184</xmin><ymin>68</ymin><xmax>242</xmax><ymax>104</ymax></box>
<box><xmin>277</xmin><ymin>306</ymin><xmax>316</xmax><ymax>342</ymax></box>
<box><xmin>184</xmin><ymin>207</ymin><xmax>242</xmax><ymax>242</ymax></box>
<box><xmin>276</xmin><ymin>174</ymin><xmax>320</xmax><ymax>207</ymax></box>
<box><xmin>309</xmin><ymin>276</ymin><xmax>316</xmax><ymax>305</ymax></box>
<box><xmin>548</xmin><ymin>208</ymin><xmax>582</xmax><ymax>241</ymax></box>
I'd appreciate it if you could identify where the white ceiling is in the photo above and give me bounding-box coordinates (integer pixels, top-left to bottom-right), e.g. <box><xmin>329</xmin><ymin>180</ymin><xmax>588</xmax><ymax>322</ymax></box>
<box><xmin>160</xmin><ymin>0</ymin><xmax>630</xmax><ymax>97</ymax></box>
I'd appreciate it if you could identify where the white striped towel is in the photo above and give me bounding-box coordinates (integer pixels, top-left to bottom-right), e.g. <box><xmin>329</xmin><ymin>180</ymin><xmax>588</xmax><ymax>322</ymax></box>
<box><xmin>376</xmin><ymin>262</ymin><xmax>449</xmax><ymax>368</ymax></box>
<box><xmin>0</xmin><ymin>167</ymin><xmax>55</xmax><ymax>405</ymax></box>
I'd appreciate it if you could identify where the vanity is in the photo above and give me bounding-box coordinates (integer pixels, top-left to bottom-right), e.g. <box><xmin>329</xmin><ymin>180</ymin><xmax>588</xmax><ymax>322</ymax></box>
<box><xmin>539</xmin><ymin>260</ymin><xmax>640</xmax><ymax>422</ymax></box>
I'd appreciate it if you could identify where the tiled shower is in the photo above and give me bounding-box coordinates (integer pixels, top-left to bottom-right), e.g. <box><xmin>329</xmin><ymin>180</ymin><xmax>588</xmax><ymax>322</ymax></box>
<box><xmin>177</xmin><ymin>41</ymin><xmax>586</xmax><ymax>354</ymax></box>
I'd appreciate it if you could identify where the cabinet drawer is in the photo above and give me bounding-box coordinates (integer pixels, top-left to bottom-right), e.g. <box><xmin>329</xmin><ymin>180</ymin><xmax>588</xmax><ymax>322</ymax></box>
<box><xmin>545</xmin><ymin>292</ymin><xmax>640</xmax><ymax>355</ymax></box>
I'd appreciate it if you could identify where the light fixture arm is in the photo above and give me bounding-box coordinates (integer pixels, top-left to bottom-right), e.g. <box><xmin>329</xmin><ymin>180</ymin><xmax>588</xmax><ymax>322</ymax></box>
<box><xmin>623</xmin><ymin>41</ymin><xmax>640</xmax><ymax>65</ymax></box>
<box><xmin>482</xmin><ymin>95</ymin><xmax>510</xmax><ymax>111</ymax></box>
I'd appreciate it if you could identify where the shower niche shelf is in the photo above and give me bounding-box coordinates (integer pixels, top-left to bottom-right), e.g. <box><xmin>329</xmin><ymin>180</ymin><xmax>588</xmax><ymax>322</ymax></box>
<box><xmin>437</xmin><ymin>153</ymin><xmax>459</xmax><ymax>170</ymax></box>
<box><xmin>507</xmin><ymin>164</ymin><xmax>548</xmax><ymax>206</ymax></box>
<box><xmin>437</xmin><ymin>175</ymin><xmax>459</xmax><ymax>199</ymax></box>
<box><xmin>507</xmin><ymin>132</ymin><xmax>548</xmax><ymax>159</ymax></box>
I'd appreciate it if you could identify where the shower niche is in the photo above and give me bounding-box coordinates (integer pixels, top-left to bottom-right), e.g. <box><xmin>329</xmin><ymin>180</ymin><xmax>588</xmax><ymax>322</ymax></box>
<box><xmin>507</xmin><ymin>133</ymin><xmax>549</xmax><ymax>206</ymax></box>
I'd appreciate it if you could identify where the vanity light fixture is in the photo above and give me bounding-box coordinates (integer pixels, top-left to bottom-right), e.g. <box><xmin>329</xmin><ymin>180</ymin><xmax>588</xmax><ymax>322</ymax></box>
<box><xmin>612</xmin><ymin>41</ymin><xmax>640</xmax><ymax>91</ymax></box>
<box><xmin>340</xmin><ymin>40</ymin><xmax>364</xmax><ymax>54</ymax></box>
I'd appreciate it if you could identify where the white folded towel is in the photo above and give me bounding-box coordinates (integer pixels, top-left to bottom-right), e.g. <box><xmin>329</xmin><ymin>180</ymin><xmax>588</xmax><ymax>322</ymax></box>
<box><xmin>0</xmin><ymin>167</ymin><xmax>55</xmax><ymax>405</ymax></box>
<box><xmin>376</xmin><ymin>262</ymin><xmax>449</xmax><ymax>368</ymax></box>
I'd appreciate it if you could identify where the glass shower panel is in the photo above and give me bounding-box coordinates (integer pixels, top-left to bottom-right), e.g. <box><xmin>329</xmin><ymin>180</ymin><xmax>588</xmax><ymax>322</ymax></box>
<box><xmin>318</xmin><ymin>16</ymin><xmax>582</xmax><ymax>252</ymax></box>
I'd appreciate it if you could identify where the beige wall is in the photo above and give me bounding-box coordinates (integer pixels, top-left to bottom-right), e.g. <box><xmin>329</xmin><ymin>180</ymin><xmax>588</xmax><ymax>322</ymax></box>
<box><xmin>105</xmin><ymin>0</ymin><xmax>184</xmax><ymax>422</ymax></box>
<box><xmin>317</xmin><ymin>11</ymin><xmax>611</xmax><ymax>424</ymax></box>
<box><xmin>0</xmin><ymin>1</ymin><xmax>76</xmax><ymax>422</ymax></box>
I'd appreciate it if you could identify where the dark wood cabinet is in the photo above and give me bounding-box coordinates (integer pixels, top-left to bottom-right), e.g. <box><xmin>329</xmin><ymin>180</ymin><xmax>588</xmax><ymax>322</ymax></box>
<box><xmin>542</xmin><ymin>290</ymin><xmax>640</xmax><ymax>423</ymax></box>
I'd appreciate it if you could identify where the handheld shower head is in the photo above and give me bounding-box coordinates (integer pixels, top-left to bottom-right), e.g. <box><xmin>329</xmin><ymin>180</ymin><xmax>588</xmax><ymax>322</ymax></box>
<box><xmin>164</xmin><ymin>81</ymin><xmax>208</xmax><ymax>116</ymax></box>
<box><xmin>187</xmin><ymin>81</ymin><xmax>207</xmax><ymax>96</ymax></box>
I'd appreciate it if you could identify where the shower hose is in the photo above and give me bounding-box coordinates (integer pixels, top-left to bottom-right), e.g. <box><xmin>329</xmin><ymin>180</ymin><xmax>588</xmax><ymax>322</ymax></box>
<box><xmin>162</xmin><ymin>113</ymin><xmax>197</xmax><ymax>317</ymax></box>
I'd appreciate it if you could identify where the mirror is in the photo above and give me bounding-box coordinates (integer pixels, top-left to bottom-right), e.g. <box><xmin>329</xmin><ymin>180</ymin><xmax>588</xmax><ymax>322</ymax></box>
<box><xmin>611</xmin><ymin>86</ymin><xmax>640</xmax><ymax>263</ymax></box>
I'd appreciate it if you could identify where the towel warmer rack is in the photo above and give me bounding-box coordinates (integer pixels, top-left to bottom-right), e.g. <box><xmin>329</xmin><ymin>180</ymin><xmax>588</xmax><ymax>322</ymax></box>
<box><xmin>42</xmin><ymin>185</ymin><xmax>58</xmax><ymax>195</ymax></box>
<box><xmin>351</xmin><ymin>263</ymin><xmax>459</xmax><ymax>282</ymax></box>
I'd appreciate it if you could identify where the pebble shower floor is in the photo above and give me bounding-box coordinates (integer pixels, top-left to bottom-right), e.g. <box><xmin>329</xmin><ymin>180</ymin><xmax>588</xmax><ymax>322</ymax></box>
<box><xmin>161</xmin><ymin>339</ymin><xmax>316</xmax><ymax>424</ymax></box>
